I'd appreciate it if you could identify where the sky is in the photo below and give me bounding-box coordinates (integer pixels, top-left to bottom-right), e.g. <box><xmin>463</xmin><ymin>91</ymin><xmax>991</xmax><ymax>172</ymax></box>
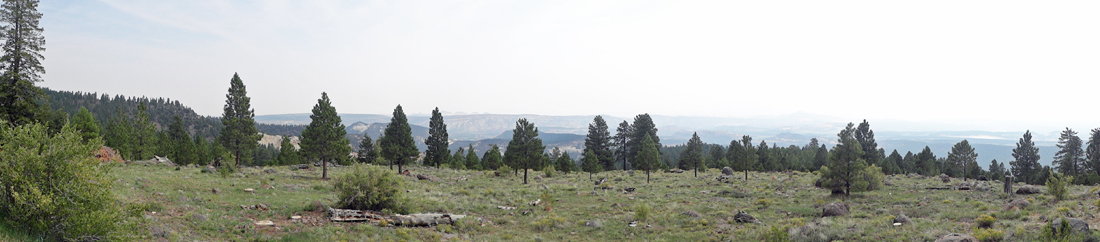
<box><xmin>38</xmin><ymin>1</ymin><xmax>1100</xmax><ymax>132</ymax></box>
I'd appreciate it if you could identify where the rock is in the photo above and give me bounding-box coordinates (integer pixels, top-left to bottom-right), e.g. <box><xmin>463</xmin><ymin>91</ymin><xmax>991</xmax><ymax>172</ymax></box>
<box><xmin>977</xmin><ymin>175</ymin><xmax>988</xmax><ymax>181</ymax></box>
<box><xmin>416</xmin><ymin>174</ymin><xmax>433</xmax><ymax>181</ymax></box>
<box><xmin>401</xmin><ymin>170</ymin><xmax>411</xmax><ymax>176</ymax></box>
<box><xmin>611</xmin><ymin>203</ymin><xmax>624</xmax><ymax>208</ymax></box>
<box><xmin>203</xmin><ymin>166</ymin><xmax>217</xmax><ymax>173</ymax></box>
<box><xmin>1052</xmin><ymin>218</ymin><xmax>1090</xmax><ymax>234</ymax></box>
<box><xmin>255</xmin><ymin>220</ymin><xmax>275</xmax><ymax>226</ymax></box>
<box><xmin>822</xmin><ymin>202</ymin><xmax>850</xmax><ymax>217</ymax></box>
<box><xmin>149</xmin><ymin>225</ymin><xmax>171</xmax><ymax>238</ymax></box>
<box><xmin>934</xmin><ymin>233</ymin><xmax>978</xmax><ymax>242</ymax></box>
<box><xmin>628</xmin><ymin>221</ymin><xmax>638</xmax><ymax>227</ymax></box>
<box><xmin>585</xmin><ymin>220</ymin><xmax>602</xmax><ymax>228</ymax></box>
<box><xmin>624</xmin><ymin>187</ymin><xmax>636</xmax><ymax>193</ymax></box>
<box><xmin>263</xmin><ymin>169</ymin><xmax>276</xmax><ymax>174</ymax></box>
<box><xmin>257</xmin><ymin>203</ymin><xmax>269</xmax><ymax>210</ymax></box>
<box><xmin>680</xmin><ymin>210</ymin><xmax>701</xmax><ymax>217</ymax></box>
<box><xmin>244</xmin><ymin>188</ymin><xmax>255</xmax><ymax>193</ymax></box>
<box><xmin>721</xmin><ymin>167</ymin><xmax>734</xmax><ymax>175</ymax></box>
<box><xmin>497</xmin><ymin>206</ymin><xmax>517</xmax><ymax>210</ymax></box>
<box><xmin>893</xmin><ymin>214</ymin><xmax>911</xmax><ymax>224</ymax></box>
<box><xmin>529</xmin><ymin>199</ymin><xmax>542</xmax><ymax>206</ymax></box>
<box><xmin>191</xmin><ymin>213</ymin><xmax>208</xmax><ymax>221</ymax></box>
<box><xmin>290</xmin><ymin>164</ymin><xmax>309</xmax><ymax>170</ymax></box>
<box><xmin>715</xmin><ymin>175</ymin><xmax>732</xmax><ymax>183</ymax></box>
<box><xmin>734</xmin><ymin>210</ymin><xmax>761</xmax><ymax>223</ymax></box>
<box><xmin>939</xmin><ymin>174</ymin><xmax>951</xmax><ymax>183</ymax></box>
<box><xmin>291</xmin><ymin>215</ymin><xmax>302</xmax><ymax>220</ymax></box>
<box><xmin>1003</xmin><ymin>176</ymin><xmax>1014</xmax><ymax>194</ymax></box>
<box><xmin>211</xmin><ymin>188</ymin><xmax>221</xmax><ymax>194</ymax></box>
<box><xmin>669</xmin><ymin>169</ymin><xmax>685</xmax><ymax>173</ymax></box>
<box><xmin>1016</xmin><ymin>185</ymin><xmax>1041</xmax><ymax>194</ymax></box>
<box><xmin>312</xmin><ymin>200</ymin><xmax>325</xmax><ymax>212</ymax></box>
<box><xmin>522</xmin><ymin>209</ymin><xmax>533</xmax><ymax>216</ymax></box>
<box><xmin>595</xmin><ymin>177</ymin><xmax>607</xmax><ymax>186</ymax></box>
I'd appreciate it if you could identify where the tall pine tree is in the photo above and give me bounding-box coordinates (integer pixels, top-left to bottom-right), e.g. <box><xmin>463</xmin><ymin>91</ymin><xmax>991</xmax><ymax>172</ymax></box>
<box><xmin>218</xmin><ymin>73</ymin><xmax>261</xmax><ymax>167</ymax></box>
<box><xmin>1010</xmin><ymin>130</ymin><xmax>1042</xmax><ymax>184</ymax></box>
<box><xmin>1053</xmin><ymin>128</ymin><xmax>1084</xmax><ymax>177</ymax></box>
<box><xmin>821</xmin><ymin>122</ymin><xmax>867</xmax><ymax>195</ymax></box>
<box><xmin>70</xmin><ymin>107</ymin><xmax>99</xmax><ymax>141</ymax></box>
<box><xmin>680</xmin><ymin>132</ymin><xmax>705</xmax><ymax>177</ymax></box>
<box><xmin>482</xmin><ymin>145</ymin><xmax>502</xmax><ymax>170</ymax></box>
<box><xmin>855</xmin><ymin>120</ymin><xmax>882</xmax><ymax>168</ymax></box>
<box><xmin>276</xmin><ymin>136</ymin><xmax>301</xmax><ymax>165</ymax></box>
<box><xmin>583</xmin><ymin>115</ymin><xmax>615</xmax><ymax>171</ymax></box>
<box><xmin>299</xmin><ymin>92</ymin><xmax>350</xmax><ymax>179</ymax></box>
<box><xmin>379</xmin><ymin>105</ymin><xmax>418</xmax><ymax>174</ymax></box>
<box><xmin>634</xmin><ymin>133</ymin><xmax>660</xmax><ymax>183</ymax></box>
<box><xmin>0</xmin><ymin>0</ymin><xmax>45</xmax><ymax>125</ymax></box>
<box><xmin>946</xmin><ymin>140</ymin><xmax>978</xmax><ymax>180</ymax></box>
<box><xmin>503</xmin><ymin>118</ymin><xmax>545</xmax><ymax>184</ymax></box>
<box><xmin>424</xmin><ymin>107</ymin><xmax>449</xmax><ymax>168</ymax></box>
<box><xmin>465</xmin><ymin>144</ymin><xmax>480</xmax><ymax>170</ymax></box>
<box><xmin>613</xmin><ymin>120</ymin><xmax>632</xmax><ymax>170</ymax></box>
<box><xmin>1086</xmin><ymin>128</ymin><xmax>1100</xmax><ymax>178</ymax></box>
<box><xmin>628</xmin><ymin>114</ymin><xmax>659</xmax><ymax>170</ymax></box>
<box><xmin>167</xmin><ymin>115</ymin><xmax>195</xmax><ymax>165</ymax></box>
<box><xmin>356</xmin><ymin>134</ymin><xmax>376</xmax><ymax>163</ymax></box>
<box><xmin>582</xmin><ymin>150</ymin><xmax>602</xmax><ymax>180</ymax></box>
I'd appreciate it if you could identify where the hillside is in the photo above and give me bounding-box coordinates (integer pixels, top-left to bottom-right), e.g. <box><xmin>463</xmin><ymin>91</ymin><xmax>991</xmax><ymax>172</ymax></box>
<box><xmin>44</xmin><ymin>88</ymin><xmax>223</xmax><ymax>139</ymax></box>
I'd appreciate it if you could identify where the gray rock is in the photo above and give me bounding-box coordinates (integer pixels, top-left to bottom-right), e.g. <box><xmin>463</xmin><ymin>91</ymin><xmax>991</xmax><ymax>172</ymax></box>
<box><xmin>680</xmin><ymin>210</ymin><xmax>701</xmax><ymax>217</ymax></box>
<box><xmin>939</xmin><ymin>173</ymin><xmax>951</xmax><ymax>183</ymax></box>
<box><xmin>191</xmin><ymin>213</ymin><xmax>208</xmax><ymax>221</ymax></box>
<box><xmin>149</xmin><ymin>225</ymin><xmax>171</xmax><ymax>238</ymax></box>
<box><xmin>894</xmin><ymin>214</ymin><xmax>911</xmax><ymax>224</ymax></box>
<box><xmin>211</xmin><ymin>188</ymin><xmax>221</xmax><ymax>194</ymax></box>
<box><xmin>203</xmin><ymin>166</ymin><xmax>217</xmax><ymax>174</ymax></box>
<box><xmin>1016</xmin><ymin>185</ymin><xmax>1041</xmax><ymax>194</ymax></box>
<box><xmin>734</xmin><ymin>210</ymin><xmax>760</xmax><ymax>224</ymax></box>
<box><xmin>1006</xmin><ymin>199</ymin><xmax>1030</xmax><ymax>209</ymax></box>
<box><xmin>585</xmin><ymin>219</ymin><xmax>602</xmax><ymax>228</ymax></box>
<box><xmin>1052</xmin><ymin>218</ymin><xmax>1090</xmax><ymax>235</ymax></box>
<box><xmin>934</xmin><ymin>233</ymin><xmax>977</xmax><ymax>242</ymax></box>
<box><xmin>822</xmin><ymin>202</ymin><xmax>850</xmax><ymax>217</ymax></box>
<box><xmin>721</xmin><ymin>167</ymin><xmax>734</xmax><ymax>175</ymax></box>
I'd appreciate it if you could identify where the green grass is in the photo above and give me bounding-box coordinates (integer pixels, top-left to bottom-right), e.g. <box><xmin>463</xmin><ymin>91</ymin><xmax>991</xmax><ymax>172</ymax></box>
<box><xmin>9</xmin><ymin>163</ymin><xmax>1098</xmax><ymax>241</ymax></box>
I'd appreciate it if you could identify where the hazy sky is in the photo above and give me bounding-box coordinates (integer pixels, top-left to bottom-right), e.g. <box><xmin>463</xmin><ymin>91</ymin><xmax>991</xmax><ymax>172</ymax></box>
<box><xmin>39</xmin><ymin>1</ymin><xmax>1100</xmax><ymax>129</ymax></box>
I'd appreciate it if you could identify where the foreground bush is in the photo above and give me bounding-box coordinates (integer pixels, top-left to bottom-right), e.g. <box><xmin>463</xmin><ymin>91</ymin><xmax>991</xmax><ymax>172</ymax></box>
<box><xmin>1045</xmin><ymin>170</ymin><xmax>1071</xmax><ymax>201</ymax></box>
<box><xmin>0</xmin><ymin>122</ymin><xmax>136</xmax><ymax>241</ymax></box>
<box><xmin>334</xmin><ymin>164</ymin><xmax>408</xmax><ymax>213</ymax></box>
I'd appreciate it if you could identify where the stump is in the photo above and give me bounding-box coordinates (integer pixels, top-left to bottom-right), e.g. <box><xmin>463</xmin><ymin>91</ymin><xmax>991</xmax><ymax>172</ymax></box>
<box><xmin>1003</xmin><ymin>176</ymin><xmax>1013</xmax><ymax>195</ymax></box>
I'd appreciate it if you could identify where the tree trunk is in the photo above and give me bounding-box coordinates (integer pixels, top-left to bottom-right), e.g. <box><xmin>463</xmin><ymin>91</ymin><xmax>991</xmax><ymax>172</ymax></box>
<box><xmin>322</xmin><ymin>159</ymin><xmax>328</xmax><ymax>179</ymax></box>
<box><xmin>646</xmin><ymin>170</ymin><xmax>650</xmax><ymax>183</ymax></box>
<box><xmin>694</xmin><ymin>167</ymin><xmax>697</xmax><ymax>177</ymax></box>
<box><xmin>398</xmin><ymin>161</ymin><xmax>404</xmax><ymax>175</ymax></box>
<box><xmin>523</xmin><ymin>168</ymin><xmax>528</xmax><ymax>184</ymax></box>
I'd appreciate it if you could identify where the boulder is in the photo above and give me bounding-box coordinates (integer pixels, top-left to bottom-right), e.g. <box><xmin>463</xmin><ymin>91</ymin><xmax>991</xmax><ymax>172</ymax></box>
<box><xmin>715</xmin><ymin>175</ymin><xmax>732</xmax><ymax>183</ymax></box>
<box><xmin>203</xmin><ymin>166</ymin><xmax>217</xmax><ymax>174</ymax></box>
<box><xmin>734</xmin><ymin>210</ymin><xmax>761</xmax><ymax>224</ymax></box>
<box><xmin>191</xmin><ymin>213</ymin><xmax>208</xmax><ymax>221</ymax></box>
<box><xmin>939</xmin><ymin>174</ymin><xmax>951</xmax><ymax>183</ymax></box>
<box><xmin>211</xmin><ymin>188</ymin><xmax>221</xmax><ymax>194</ymax></box>
<box><xmin>585</xmin><ymin>219</ymin><xmax>602</xmax><ymax>228</ymax></box>
<box><xmin>595</xmin><ymin>177</ymin><xmax>607</xmax><ymax>186</ymax></box>
<box><xmin>935</xmin><ymin>233</ymin><xmax>978</xmax><ymax>242</ymax></box>
<box><xmin>669</xmin><ymin>169</ymin><xmax>685</xmax><ymax>173</ymax></box>
<box><xmin>1052</xmin><ymin>218</ymin><xmax>1090</xmax><ymax>235</ymax></box>
<box><xmin>255</xmin><ymin>220</ymin><xmax>275</xmax><ymax>226</ymax></box>
<box><xmin>893</xmin><ymin>214</ymin><xmax>911</xmax><ymax>224</ymax></box>
<box><xmin>624</xmin><ymin>187</ymin><xmax>636</xmax><ymax>193</ymax></box>
<box><xmin>721</xmin><ymin>167</ymin><xmax>734</xmax><ymax>175</ymax></box>
<box><xmin>1016</xmin><ymin>185</ymin><xmax>1041</xmax><ymax>194</ymax></box>
<box><xmin>416</xmin><ymin>174</ymin><xmax>433</xmax><ymax>181</ymax></box>
<box><xmin>1005</xmin><ymin>199</ymin><xmax>1031</xmax><ymax>209</ymax></box>
<box><xmin>680</xmin><ymin>210</ymin><xmax>701</xmax><ymax>217</ymax></box>
<box><xmin>822</xmin><ymin>202</ymin><xmax>850</xmax><ymax>217</ymax></box>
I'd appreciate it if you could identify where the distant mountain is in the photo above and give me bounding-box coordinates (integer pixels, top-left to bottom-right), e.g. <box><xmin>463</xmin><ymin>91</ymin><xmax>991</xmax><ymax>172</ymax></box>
<box><xmin>344</xmin><ymin>122</ymin><xmax>430</xmax><ymax>151</ymax></box>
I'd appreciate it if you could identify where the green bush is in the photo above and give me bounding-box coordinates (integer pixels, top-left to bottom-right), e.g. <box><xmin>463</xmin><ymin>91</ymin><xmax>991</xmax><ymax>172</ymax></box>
<box><xmin>497</xmin><ymin>165</ymin><xmax>512</xmax><ymax>177</ymax></box>
<box><xmin>973</xmin><ymin>228</ymin><xmax>1005</xmax><ymax>242</ymax></box>
<box><xmin>976</xmin><ymin>214</ymin><xmax>996</xmax><ymax>228</ymax></box>
<box><xmin>333</xmin><ymin>164</ymin><xmax>408</xmax><ymax>213</ymax></box>
<box><xmin>0</xmin><ymin>122</ymin><xmax>137</xmax><ymax>241</ymax></box>
<box><xmin>1045</xmin><ymin>170</ymin><xmax>1071</xmax><ymax>201</ymax></box>
<box><xmin>634</xmin><ymin>204</ymin><xmax>651</xmax><ymax>222</ymax></box>
<box><xmin>544</xmin><ymin>165</ymin><xmax>556</xmax><ymax>178</ymax></box>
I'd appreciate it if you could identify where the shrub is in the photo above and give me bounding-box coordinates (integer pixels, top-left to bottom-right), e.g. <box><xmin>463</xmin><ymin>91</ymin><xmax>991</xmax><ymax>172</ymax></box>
<box><xmin>976</xmin><ymin>214</ymin><xmax>996</xmax><ymax>228</ymax></box>
<box><xmin>634</xmin><ymin>204</ymin><xmax>651</xmax><ymax>222</ymax></box>
<box><xmin>764</xmin><ymin>225</ymin><xmax>790</xmax><ymax>242</ymax></box>
<box><xmin>0</xmin><ymin>122</ymin><xmax>137</xmax><ymax>241</ymax></box>
<box><xmin>973</xmin><ymin>228</ymin><xmax>1005</xmax><ymax>242</ymax></box>
<box><xmin>1045</xmin><ymin>170</ymin><xmax>1071</xmax><ymax>201</ymax></box>
<box><xmin>333</xmin><ymin>164</ymin><xmax>408</xmax><ymax>213</ymax></box>
<box><xmin>544</xmin><ymin>165</ymin><xmax>556</xmax><ymax>178</ymax></box>
<box><xmin>497</xmin><ymin>165</ymin><xmax>512</xmax><ymax>177</ymax></box>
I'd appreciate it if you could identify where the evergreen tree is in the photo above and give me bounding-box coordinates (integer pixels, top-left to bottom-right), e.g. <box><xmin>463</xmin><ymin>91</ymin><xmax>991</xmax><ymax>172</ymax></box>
<box><xmin>217</xmin><ymin>73</ymin><xmax>261</xmax><ymax>167</ymax></box>
<box><xmin>814</xmin><ymin>144</ymin><xmax>828</xmax><ymax>171</ymax></box>
<box><xmin>167</xmin><ymin>115</ymin><xmax>195</xmax><ymax>165</ymax></box>
<box><xmin>855</xmin><ymin>120</ymin><xmax>882</xmax><ymax>167</ymax></box>
<box><xmin>555</xmin><ymin>151</ymin><xmax>575</xmax><ymax>173</ymax></box>
<box><xmin>725</xmin><ymin>139</ymin><xmax>742</xmax><ymax>170</ymax></box>
<box><xmin>482</xmin><ymin>145</ymin><xmax>502</xmax><ymax>170</ymax></box>
<box><xmin>1053</xmin><ymin>128</ymin><xmax>1084</xmax><ymax>177</ymax></box>
<box><xmin>299</xmin><ymin>92</ymin><xmax>351</xmax><ymax>179</ymax></box>
<box><xmin>502</xmin><ymin>118</ymin><xmax>545</xmax><ymax>184</ymax></box>
<box><xmin>379</xmin><ymin>105</ymin><xmax>418</xmax><ymax>174</ymax></box>
<box><xmin>448</xmin><ymin>148</ymin><xmax>463</xmax><ymax>169</ymax></box>
<box><xmin>821</xmin><ymin>122</ymin><xmax>867</xmax><ymax>195</ymax></box>
<box><xmin>424</xmin><ymin>107</ymin><xmax>449</xmax><ymax>168</ymax></box>
<box><xmin>627</xmin><ymin>114</ymin><xmax>659</xmax><ymax>169</ymax></box>
<box><xmin>634</xmin><ymin>133</ymin><xmax>660</xmax><ymax>183</ymax></box>
<box><xmin>758</xmin><ymin>141</ymin><xmax>773</xmax><ymax>171</ymax></box>
<box><xmin>613</xmin><ymin>120</ymin><xmax>632</xmax><ymax>170</ymax></box>
<box><xmin>707</xmin><ymin>145</ymin><xmax>725</xmax><ymax>169</ymax></box>
<box><xmin>680</xmin><ymin>132</ymin><xmax>705</xmax><ymax>177</ymax></box>
<box><xmin>886</xmin><ymin>149</ymin><xmax>903</xmax><ymax>175</ymax></box>
<box><xmin>1086</xmin><ymin>128</ymin><xmax>1100</xmax><ymax>178</ymax></box>
<box><xmin>582</xmin><ymin>150</ymin><xmax>601</xmax><ymax>180</ymax></box>
<box><xmin>70</xmin><ymin>107</ymin><xmax>99</xmax><ymax>141</ymax></box>
<box><xmin>583</xmin><ymin>115</ymin><xmax>615</xmax><ymax>171</ymax></box>
<box><xmin>0</xmin><ymin>0</ymin><xmax>45</xmax><ymax>125</ymax></box>
<box><xmin>946</xmin><ymin>140</ymin><xmax>978</xmax><ymax>180</ymax></box>
<box><xmin>1010</xmin><ymin>130</ymin><xmax>1042</xmax><ymax>184</ymax></box>
<box><xmin>738</xmin><ymin>135</ymin><xmax>758</xmax><ymax>180</ymax></box>
<box><xmin>465</xmin><ymin>144</ymin><xmax>480</xmax><ymax>170</ymax></box>
<box><xmin>915</xmin><ymin>146</ymin><xmax>937</xmax><ymax>176</ymax></box>
<box><xmin>194</xmin><ymin>135</ymin><xmax>211</xmax><ymax>165</ymax></box>
<box><xmin>988</xmin><ymin>159</ymin><xmax>1005</xmax><ymax>181</ymax></box>
<box><xmin>275</xmin><ymin>136</ymin><xmax>301</xmax><ymax>165</ymax></box>
<box><xmin>133</xmin><ymin>103</ymin><xmax>157</xmax><ymax>160</ymax></box>
<box><xmin>902</xmin><ymin>151</ymin><xmax>915</xmax><ymax>174</ymax></box>
<box><xmin>356</xmin><ymin>135</ymin><xmax>376</xmax><ymax>163</ymax></box>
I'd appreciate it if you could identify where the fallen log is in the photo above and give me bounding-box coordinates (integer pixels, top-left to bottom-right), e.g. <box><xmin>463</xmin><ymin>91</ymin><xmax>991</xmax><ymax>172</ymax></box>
<box><xmin>327</xmin><ymin>207</ymin><xmax>466</xmax><ymax>226</ymax></box>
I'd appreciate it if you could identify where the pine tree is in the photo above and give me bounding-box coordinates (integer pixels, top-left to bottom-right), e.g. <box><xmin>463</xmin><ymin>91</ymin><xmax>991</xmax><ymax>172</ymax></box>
<box><xmin>503</xmin><ymin>118</ymin><xmax>545</xmax><ymax>184</ymax></box>
<box><xmin>584</xmin><ymin>115</ymin><xmax>615</xmax><ymax>171</ymax></box>
<box><xmin>915</xmin><ymin>146</ymin><xmax>937</xmax><ymax>176</ymax></box>
<box><xmin>707</xmin><ymin>145</ymin><xmax>725</xmax><ymax>169</ymax></box>
<box><xmin>555</xmin><ymin>151</ymin><xmax>575</xmax><ymax>173</ymax></box>
<box><xmin>855</xmin><ymin>120</ymin><xmax>882</xmax><ymax>168</ymax></box>
<box><xmin>886</xmin><ymin>150</ymin><xmax>903</xmax><ymax>175</ymax></box>
<box><xmin>167</xmin><ymin>115</ymin><xmax>194</xmax><ymax>165</ymax></box>
<box><xmin>737</xmin><ymin>135</ymin><xmax>757</xmax><ymax>180</ymax></box>
<box><xmin>1053</xmin><ymin>128</ymin><xmax>1084</xmax><ymax>177</ymax></box>
<box><xmin>379</xmin><ymin>105</ymin><xmax>418</xmax><ymax>174</ymax></box>
<box><xmin>217</xmin><ymin>73</ymin><xmax>261</xmax><ymax>167</ymax></box>
<box><xmin>680</xmin><ymin>132</ymin><xmax>705</xmax><ymax>177</ymax></box>
<box><xmin>276</xmin><ymin>136</ymin><xmax>301</xmax><ymax>165</ymax></box>
<box><xmin>1086</xmin><ymin>128</ymin><xmax>1100</xmax><ymax>178</ymax></box>
<box><xmin>356</xmin><ymin>134</ymin><xmax>375</xmax><ymax>163</ymax></box>
<box><xmin>988</xmin><ymin>159</ymin><xmax>1005</xmax><ymax>181</ymax></box>
<box><xmin>133</xmin><ymin>103</ymin><xmax>157</xmax><ymax>160</ymax></box>
<box><xmin>70</xmin><ymin>107</ymin><xmax>100</xmax><ymax>141</ymax></box>
<box><xmin>452</xmin><ymin>148</ymin><xmax>466</xmax><ymax>169</ymax></box>
<box><xmin>634</xmin><ymin>133</ymin><xmax>660</xmax><ymax>183</ymax></box>
<box><xmin>299</xmin><ymin>92</ymin><xmax>351</xmax><ymax>179</ymax></box>
<box><xmin>946</xmin><ymin>140</ymin><xmax>978</xmax><ymax>180</ymax></box>
<box><xmin>482</xmin><ymin>145</ymin><xmax>503</xmax><ymax>170</ymax></box>
<box><xmin>1010</xmin><ymin>130</ymin><xmax>1042</xmax><ymax>184</ymax></box>
<box><xmin>465</xmin><ymin>144</ymin><xmax>480</xmax><ymax>170</ymax></box>
<box><xmin>821</xmin><ymin>122</ymin><xmax>867</xmax><ymax>195</ymax></box>
<box><xmin>0</xmin><ymin>0</ymin><xmax>45</xmax><ymax>125</ymax></box>
<box><xmin>613</xmin><ymin>120</ymin><xmax>632</xmax><ymax>170</ymax></box>
<box><xmin>424</xmin><ymin>107</ymin><xmax>449</xmax><ymax>168</ymax></box>
<box><xmin>582</xmin><ymin>150</ymin><xmax>602</xmax><ymax>180</ymax></box>
<box><xmin>194</xmin><ymin>135</ymin><xmax>211</xmax><ymax>165</ymax></box>
<box><xmin>758</xmin><ymin>141</ymin><xmax>772</xmax><ymax>171</ymax></box>
<box><xmin>628</xmin><ymin>114</ymin><xmax>659</xmax><ymax>170</ymax></box>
